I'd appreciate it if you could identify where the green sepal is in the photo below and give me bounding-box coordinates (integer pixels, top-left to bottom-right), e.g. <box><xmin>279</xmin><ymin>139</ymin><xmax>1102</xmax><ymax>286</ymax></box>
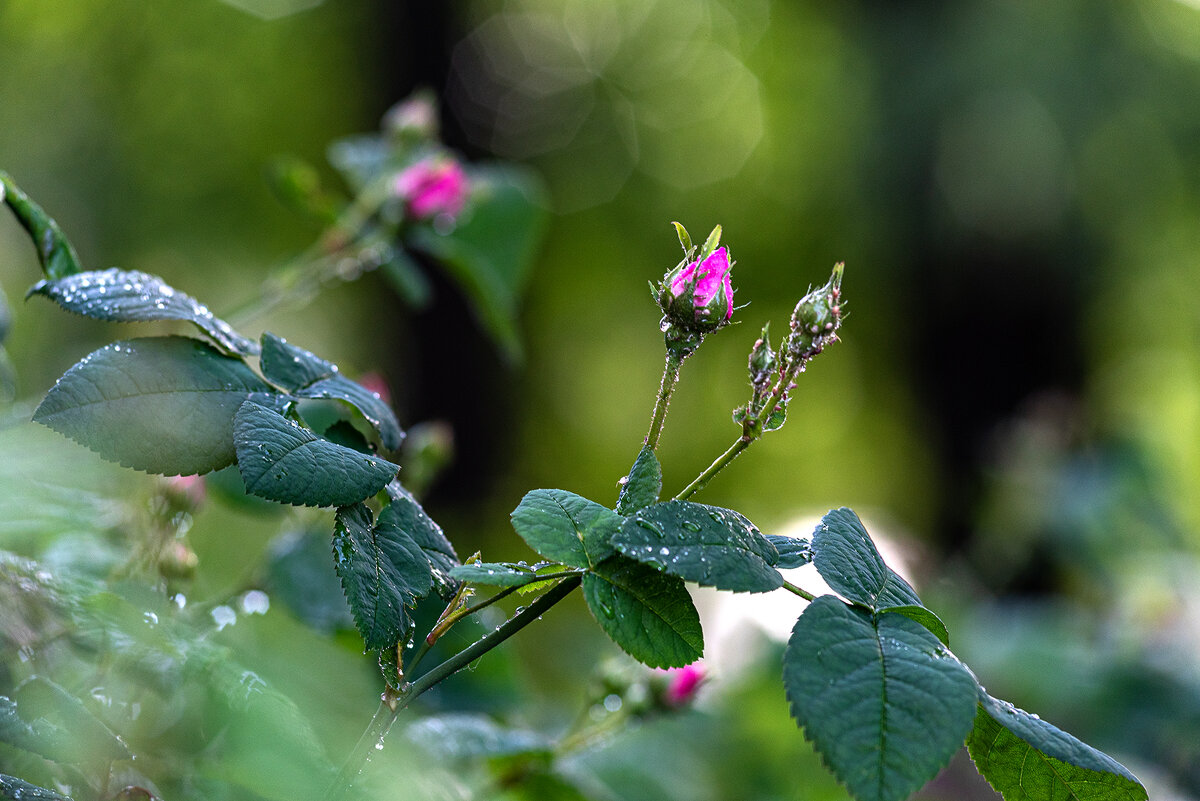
<box><xmin>671</xmin><ymin>221</ymin><xmax>694</xmax><ymax>257</ymax></box>
<box><xmin>698</xmin><ymin>224</ymin><xmax>722</xmax><ymax>262</ymax></box>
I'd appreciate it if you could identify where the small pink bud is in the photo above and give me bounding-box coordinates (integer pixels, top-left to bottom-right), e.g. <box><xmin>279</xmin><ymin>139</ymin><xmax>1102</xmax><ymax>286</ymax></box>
<box><xmin>658</xmin><ymin>662</ymin><xmax>705</xmax><ymax>707</ymax></box>
<box><xmin>393</xmin><ymin>159</ymin><xmax>469</xmax><ymax>222</ymax></box>
<box><xmin>669</xmin><ymin>247</ymin><xmax>733</xmax><ymax>323</ymax></box>
<box><xmin>164</xmin><ymin>474</ymin><xmax>206</xmax><ymax>509</ymax></box>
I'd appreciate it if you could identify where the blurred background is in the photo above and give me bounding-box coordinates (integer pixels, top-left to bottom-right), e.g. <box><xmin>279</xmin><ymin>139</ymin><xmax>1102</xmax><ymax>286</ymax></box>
<box><xmin>3</xmin><ymin>1</ymin><xmax>1200</xmax><ymax>799</ymax></box>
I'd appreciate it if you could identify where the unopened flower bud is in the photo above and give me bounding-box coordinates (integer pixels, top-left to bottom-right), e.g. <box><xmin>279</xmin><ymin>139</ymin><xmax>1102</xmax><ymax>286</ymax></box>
<box><xmin>787</xmin><ymin>263</ymin><xmax>844</xmax><ymax>361</ymax></box>
<box><xmin>658</xmin><ymin>243</ymin><xmax>735</xmax><ymax>334</ymax></box>
<box><xmin>748</xmin><ymin>323</ymin><xmax>777</xmax><ymax>388</ymax></box>
<box><xmin>651</xmin><ymin>662</ymin><xmax>705</xmax><ymax>708</ymax></box>
<box><xmin>393</xmin><ymin>158</ymin><xmax>469</xmax><ymax>222</ymax></box>
<box><xmin>383</xmin><ymin>92</ymin><xmax>439</xmax><ymax>141</ymax></box>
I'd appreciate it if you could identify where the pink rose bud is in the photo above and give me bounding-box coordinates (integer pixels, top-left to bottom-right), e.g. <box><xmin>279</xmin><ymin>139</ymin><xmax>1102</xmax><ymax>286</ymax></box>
<box><xmin>658</xmin><ymin>662</ymin><xmax>705</xmax><ymax>707</ymax></box>
<box><xmin>393</xmin><ymin>159</ymin><xmax>469</xmax><ymax>222</ymax></box>
<box><xmin>660</xmin><ymin>246</ymin><xmax>735</xmax><ymax>334</ymax></box>
<box><xmin>164</xmin><ymin>474</ymin><xmax>206</xmax><ymax>509</ymax></box>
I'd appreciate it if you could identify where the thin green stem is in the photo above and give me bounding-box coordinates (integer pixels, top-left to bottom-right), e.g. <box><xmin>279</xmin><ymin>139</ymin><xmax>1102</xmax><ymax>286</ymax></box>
<box><xmin>321</xmin><ymin>575</ymin><xmax>582</xmax><ymax>801</ymax></box>
<box><xmin>782</xmin><ymin>580</ymin><xmax>816</xmax><ymax>602</ymax></box>
<box><xmin>423</xmin><ymin>570</ymin><xmax>584</xmax><ymax>648</ymax></box>
<box><xmin>674</xmin><ymin>437</ymin><xmax>750</xmax><ymax>502</ymax></box>
<box><xmin>645</xmin><ymin>352</ymin><xmax>683</xmax><ymax>451</ymax></box>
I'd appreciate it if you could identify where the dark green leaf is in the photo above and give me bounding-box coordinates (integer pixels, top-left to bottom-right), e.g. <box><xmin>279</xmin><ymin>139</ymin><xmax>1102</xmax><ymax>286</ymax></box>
<box><xmin>12</xmin><ymin>677</ymin><xmax>131</xmax><ymax>763</ymax></box>
<box><xmin>379</xmin><ymin>483</ymin><xmax>459</xmax><ymax>593</ymax></box>
<box><xmin>260</xmin><ymin>333</ymin><xmax>403</xmax><ymax>450</ymax></box>
<box><xmin>967</xmin><ymin>693</ymin><xmax>1147</xmax><ymax>801</ymax></box>
<box><xmin>29</xmin><ymin>269</ymin><xmax>257</xmax><ymax>356</ymax></box>
<box><xmin>510</xmin><ymin>489</ymin><xmax>621</xmax><ymax>568</ymax></box>
<box><xmin>448</xmin><ymin>562</ymin><xmax>558</xmax><ymax>588</ymax></box>
<box><xmin>259</xmin><ymin>332</ymin><xmax>337</xmax><ymax>391</ymax></box>
<box><xmin>234</xmin><ymin>401</ymin><xmax>398</xmax><ymax>508</ymax></box>
<box><xmin>332</xmin><ymin>503</ymin><xmax>425</xmax><ymax>650</ymax></box>
<box><xmin>812</xmin><ymin>507</ymin><xmax>922</xmax><ymax>611</ymax></box>
<box><xmin>582</xmin><ymin>555</ymin><xmax>703</xmax><ymax>669</ymax></box>
<box><xmin>0</xmin><ymin>774</ymin><xmax>72</xmax><ymax>801</ymax></box>
<box><xmin>615</xmin><ymin>446</ymin><xmax>662</xmax><ymax>516</ymax></box>
<box><xmin>33</xmin><ymin>336</ymin><xmax>286</xmax><ymax>476</ymax></box>
<box><xmin>1</xmin><ymin>171</ymin><xmax>83</xmax><ymax>280</ymax></box>
<box><xmin>614</xmin><ymin>500</ymin><xmax>782</xmax><ymax>593</ymax></box>
<box><xmin>878</xmin><ymin>605</ymin><xmax>950</xmax><ymax>646</ymax></box>
<box><xmin>784</xmin><ymin>596</ymin><xmax>977</xmax><ymax>801</ymax></box>
<box><xmin>409</xmin><ymin>164</ymin><xmax>547</xmax><ymax>362</ymax></box>
<box><xmin>299</xmin><ymin>376</ymin><xmax>403</xmax><ymax>451</ymax></box>
<box><xmin>765</xmin><ymin>534</ymin><xmax>811</xmax><ymax>569</ymax></box>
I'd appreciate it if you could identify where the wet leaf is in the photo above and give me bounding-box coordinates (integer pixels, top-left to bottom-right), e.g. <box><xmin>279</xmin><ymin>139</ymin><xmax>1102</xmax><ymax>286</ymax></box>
<box><xmin>582</xmin><ymin>555</ymin><xmax>702</xmax><ymax>669</ymax></box>
<box><xmin>1</xmin><ymin>171</ymin><xmax>83</xmax><ymax>280</ymax></box>
<box><xmin>765</xmin><ymin>534</ymin><xmax>811</xmax><ymax>569</ymax></box>
<box><xmin>968</xmin><ymin>693</ymin><xmax>1147</xmax><ymax>801</ymax></box>
<box><xmin>233</xmin><ymin>401</ymin><xmax>397</xmax><ymax>508</ymax></box>
<box><xmin>29</xmin><ymin>269</ymin><xmax>257</xmax><ymax>356</ymax></box>
<box><xmin>784</xmin><ymin>596</ymin><xmax>977</xmax><ymax>801</ymax></box>
<box><xmin>812</xmin><ymin>508</ymin><xmax>922</xmax><ymax>611</ymax></box>
<box><xmin>510</xmin><ymin>489</ymin><xmax>621</xmax><ymax>568</ymax></box>
<box><xmin>33</xmin><ymin>336</ymin><xmax>286</xmax><ymax>476</ymax></box>
<box><xmin>0</xmin><ymin>774</ymin><xmax>72</xmax><ymax>801</ymax></box>
<box><xmin>615</xmin><ymin>446</ymin><xmax>662</xmax><ymax>516</ymax></box>
<box><xmin>614</xmin><ymin>500</ymin><xmax>782</xmax><ymax>593</ymax></box>
<box><xmin>332</xmin><ymin>503</ymin><xmax>425</xmax><ymax>650</ymax></box>
<box><xmin>259</xmin><ymin>333</ymin><xmax>403</xmax><ymax>450</ymax></box>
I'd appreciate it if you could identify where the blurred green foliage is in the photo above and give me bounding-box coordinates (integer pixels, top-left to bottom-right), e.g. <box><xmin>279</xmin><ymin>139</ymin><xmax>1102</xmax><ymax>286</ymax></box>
<box><xmin>5</xmin><ymin>0</ymin><xmax>1200</xmax><ymax>799</ymax></box>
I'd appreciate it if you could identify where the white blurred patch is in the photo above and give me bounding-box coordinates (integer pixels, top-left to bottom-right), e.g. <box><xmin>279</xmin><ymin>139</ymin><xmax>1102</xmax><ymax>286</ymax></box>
<box><xmin>692</xmin><ymin>510</ymin><xmax>917</xmax><ymax>678</ymax></box>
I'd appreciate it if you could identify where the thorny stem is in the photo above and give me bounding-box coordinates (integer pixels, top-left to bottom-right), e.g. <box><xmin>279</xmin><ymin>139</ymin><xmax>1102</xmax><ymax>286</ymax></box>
<box><xmin>645</xmin><ymin>351</ymin><xmax>684</xmax><ymax>451</ymax></box>
<box><xmin>322</xmin><ymin>575</ymin><xmax>582</xmax><ymax>801</ymax></box>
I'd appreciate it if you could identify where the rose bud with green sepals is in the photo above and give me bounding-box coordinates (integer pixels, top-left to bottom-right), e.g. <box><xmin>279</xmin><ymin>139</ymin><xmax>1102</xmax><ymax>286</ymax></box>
<box><xmin>658</xmin><ymin>243</ymin><xmax>735</xmax><ymax>335</ymax></box>
<box><xmin>748</xmin><ymin>323</ymin><xmax>778</xmax><ymax>390</ymax></box>
<box><xmin>786</xmin><ymin>262</ymin><xmax>844</xmax><ymax>365</ymax></box>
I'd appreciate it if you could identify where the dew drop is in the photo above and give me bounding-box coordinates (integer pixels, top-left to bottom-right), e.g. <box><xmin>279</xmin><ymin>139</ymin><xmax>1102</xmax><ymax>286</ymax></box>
<box><xmin>681</xmin><ymin>520</ymin><xmax>701</xmax><ymax>533</ymax></box>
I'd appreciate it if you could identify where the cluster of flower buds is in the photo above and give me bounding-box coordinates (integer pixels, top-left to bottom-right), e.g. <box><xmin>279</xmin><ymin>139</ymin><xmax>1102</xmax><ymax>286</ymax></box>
<box><xmin>732</xmin><ymin>264</ymin><xmax>844</xmax><ymax>439</ymax></box>
<box><xmin>656</xmin><ymin>223</ymin><xmax>735</xmax><ymax>349</ymax></box>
